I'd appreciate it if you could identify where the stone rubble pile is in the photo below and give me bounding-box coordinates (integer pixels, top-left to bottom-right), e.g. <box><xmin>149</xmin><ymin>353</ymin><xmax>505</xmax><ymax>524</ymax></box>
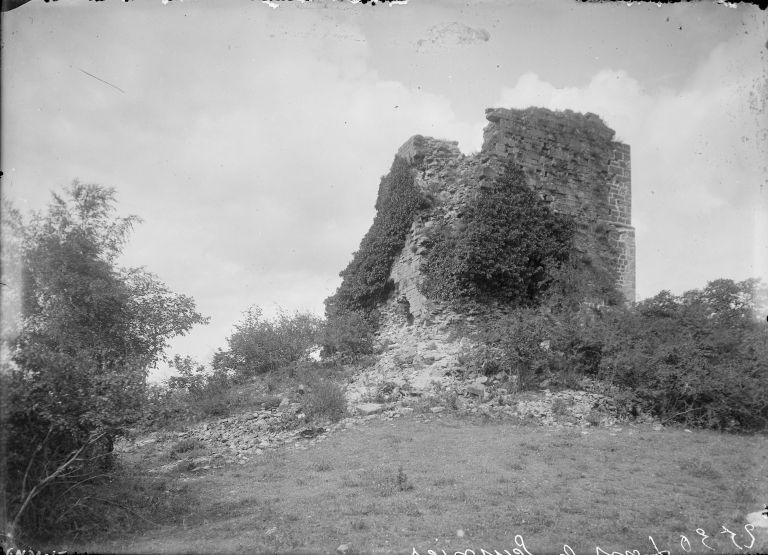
<box><xmin>120</xmin><ymin>371</ymin><xmax>653</xmax><ymax>475</ymax></box>
<box><xmin>352</xmin><ymin>380</ymin><xmax>650</xmax><ymax>429</ymax></box>
<box><xmin>345</xmin><ymin>327</ymin><xmax>465</xmax><ymax>404</ymax></box>
<box><xmin>345</xmin><ymin>309</ymin><xmax>652</xmax><ymax>429</ymax></box>
<box><xmin>122</xmin><ymin>310</ymin><xmax>655</xmax><ymax>475</ymax></box>
<box><xmin>118</xmin><ymin>401</ymin><xmax>343</xmax><ymax>473</ymax></box>
<box><xmin>345</xmin><ymin>290</ymin><xmax>487</xmax><ymax>405</ymax></box>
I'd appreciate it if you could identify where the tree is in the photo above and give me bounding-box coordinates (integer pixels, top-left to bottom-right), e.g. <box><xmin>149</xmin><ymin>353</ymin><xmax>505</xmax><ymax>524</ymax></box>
<box><xmin>2</xmin><ymin>182</ymin><xmax>208</xmax><ymax>541</ymax></box>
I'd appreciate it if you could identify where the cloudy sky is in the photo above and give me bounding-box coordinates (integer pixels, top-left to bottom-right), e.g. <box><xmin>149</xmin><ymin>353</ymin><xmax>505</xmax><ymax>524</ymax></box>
<box><xmin>2</xmin><ymin>0</ymin><xmax>766</xmax><ymax>380</ymax></box>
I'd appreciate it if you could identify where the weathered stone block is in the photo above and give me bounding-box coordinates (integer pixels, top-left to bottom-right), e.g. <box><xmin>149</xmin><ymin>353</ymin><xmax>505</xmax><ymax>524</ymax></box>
<box><xmin>356</xmin><ymin>403</ymin><xmax>385</xmax><ymax>416</ymax></box>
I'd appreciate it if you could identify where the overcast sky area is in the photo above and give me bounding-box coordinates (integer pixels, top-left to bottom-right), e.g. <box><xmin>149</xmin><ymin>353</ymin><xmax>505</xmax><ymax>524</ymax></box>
<box><xmin>2</xmin><ymin>0</ymin><xmax>766</xmax><ymax>381</ymax></box>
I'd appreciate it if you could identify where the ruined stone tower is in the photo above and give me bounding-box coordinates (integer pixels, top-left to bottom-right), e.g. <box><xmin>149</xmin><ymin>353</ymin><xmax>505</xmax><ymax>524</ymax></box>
<box><xmin>340</xmin><ymin>107</ymin><xmax>636</xmax><ymax>398</ymax></box>
<box><xmin>388</xmin><ymin>107</ymin><xmax>635</xmax><ymax>325</ymax></box>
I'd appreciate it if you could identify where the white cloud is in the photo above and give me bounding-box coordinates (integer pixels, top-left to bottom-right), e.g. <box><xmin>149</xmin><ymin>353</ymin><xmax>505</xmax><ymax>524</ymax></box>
<box><xmin>5</xmin><ymin>3</ymin><xmax>765</xmax><ymax>377</ymax></box>
<box><xmin>495</xmin><ymin>30</ymin><xmax>767</xmax><ymax>300</ymax></box>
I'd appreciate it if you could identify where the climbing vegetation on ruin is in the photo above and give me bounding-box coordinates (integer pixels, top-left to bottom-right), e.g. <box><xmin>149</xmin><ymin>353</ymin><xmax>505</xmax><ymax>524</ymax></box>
<box><xmin>319</xmin><ymin>308</ymin><xmax>376</xmax><ymax>360</ymax></box>
<box><xmin>420</xmin><ymin>163</ymin><xmax>576</xmax><ymax>307</ymax></box>
<box><xmin>325</xmin><ymin>155</ymin><xmax>426</xmax><ymax>317</ymax></box>
<box><xmin>544</xmin><ymin>253</ymin><xmax>625</xmax><ymax>311</ymax></box>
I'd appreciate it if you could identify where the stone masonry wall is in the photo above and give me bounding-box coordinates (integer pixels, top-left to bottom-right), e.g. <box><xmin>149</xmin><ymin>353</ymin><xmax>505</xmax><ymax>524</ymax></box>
<box><xmin>384</xmin><ymin>107</ymin><xmax>636</xmax><ymax>324</ymax></box>
<box><xmin>607</xmin><ymin>143</ymin><xmax>636</xmax><ymax>301</ymax></box>
<box><xmin>481</xmin><ymin>107</ymin><xmax>635</xmax><ymax>302</ymax></box>
<box><xmin>390</xmin><ymin>136</ymin><xmax>477</xmax><ymax>320</ymax></box>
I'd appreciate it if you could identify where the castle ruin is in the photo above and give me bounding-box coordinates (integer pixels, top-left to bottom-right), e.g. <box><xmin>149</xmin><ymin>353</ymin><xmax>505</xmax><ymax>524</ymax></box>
<box><xmin>390</xmin><ymin>107</ymin><xmax>634</xmax><ymax>322</ymax></box>
<box><xmin>343</xmin><ymin>107</ymin><xmax>636</xmax><ymax>398</ymax></box>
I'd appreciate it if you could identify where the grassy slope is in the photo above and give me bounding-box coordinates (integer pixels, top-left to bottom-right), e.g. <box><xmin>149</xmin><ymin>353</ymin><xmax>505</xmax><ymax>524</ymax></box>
<box><xmin>79</xmin><ymin>415</ymin><xmax>767</xmax><ymax>555</ymax></box>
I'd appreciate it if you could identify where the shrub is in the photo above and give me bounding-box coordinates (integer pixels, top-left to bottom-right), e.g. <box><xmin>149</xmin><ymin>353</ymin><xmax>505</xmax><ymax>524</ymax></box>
<box><xmin>10</xmin><ymin>461</ymin><xmax>197</xmax><ymax>544</ymax></box>
<box><xmin>213</xmin><ymin>306</ymin><xmax>323</xmax><ymax>379</ymax></box>
<box><xmin>420</xmin><ymin>163</ymin><xmax>576</xmax><ymax>307</ymax></box>
<box><xmin>552</xmin><ymin>398</ymin><xmax>570</xmax><ymax>416</ymax></box>
<box><xmin>166</xmin><ymin>355</ymin><xmax>209</xmax><ymax>395</ymax></box>
<box><xmin>585</xmin><ymin>410</ymin><xmax>602</xmax><ymax>427</ymax></box>
<box><xmin>303</xmin><ymin>379</ymin><xmax>347</xmax><ymax>422</ymax></box>
<box><xmin>396</xmin><ymin>466</ymin><xmax>414</xmax><ymax>492</ymax></box>
<box><xmin>596</xmin><ymin>282</ymin><xmax>768</xmax><ymax>430</ymax></box>
<box><xmin>463</xmin><ymin>277</ymin><xmax>768</xmax><ymax>431</ymax></box>
<box><xmin>259</xmin><ymin>395</ymin><xmax>283</xmax><ymax>410</ymax></box>
<box><xmin>544</xmin><ymin>255</ymin><xmax>624</xmax><ymax>310</ymax></box>
<box><xmin>155</xmin><ymin>355</ymin><xmax>233</xmax><ymax>421</ymax></box>
<box><xmin>472</xmin><ymin>309</ymin><xmax>559</xmax><ymax>391</ymax></box>
<box><xmin>366</xmin><ymin>465</ymin><xmax>414</xmax><ymax>497</ymax></box>
<box><xmin>169</xmin><ymin>438</ymin><xmax>204</xmax><ymax>457</ymax></box>
<box><xmin>141</xmin><ymin>385</ymin><xmax>194</xmax><ymax>429</ymax></box>
<box><xmin>320</xmin><ymin>308</ymin><xmax>376</xmax><ymax>360</ymax></box>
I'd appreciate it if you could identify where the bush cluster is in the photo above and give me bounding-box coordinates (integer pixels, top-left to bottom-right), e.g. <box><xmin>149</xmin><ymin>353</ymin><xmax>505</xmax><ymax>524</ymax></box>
<box><xmin>420</xmin><ymin>163</ymin><xmax>576</xmax><ymax>308</ymax></box>
<box><xmin>596</xmin><ymin>280</ymin><xmax>768</xmax><ymax>430</ymax></box>
<box><xmin>302</xmin><ymin>378</ymin><xmax>348</xmax><ymax>422</ymax></box>
<box><xmin>212</xmin><ymin>306</ymin><xmax>322</xmax><ymax>379</ymax></box>
<box><xmin>320</xmin><ymin>308</ymin><xmax>376</xmax><ymax>360</ymax></box>
<box><xmin>142</xmin><ymin>355</ymin><xmax>235</xmax><ymax>426</ymax></box>
<box><xmin>468</xmin><ymin>278</ymin><xmax>768</xmax><ymax>431</ymax></box>
<box><xmin>463</xmin><ymin>309</ymin><xmax>566</xmax><ymax>392</ymax></box>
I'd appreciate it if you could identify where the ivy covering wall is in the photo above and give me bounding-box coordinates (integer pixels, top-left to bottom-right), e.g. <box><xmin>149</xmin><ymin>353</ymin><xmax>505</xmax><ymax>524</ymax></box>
<box><xmin>325</xmin><ymin>156</ymin><xmax>425</xmax><ymax>316</ymax></box>
<box><xmin>420</xmin><ymin>163</ymin><xmax>576</xmax><ymax>308</ymax></box>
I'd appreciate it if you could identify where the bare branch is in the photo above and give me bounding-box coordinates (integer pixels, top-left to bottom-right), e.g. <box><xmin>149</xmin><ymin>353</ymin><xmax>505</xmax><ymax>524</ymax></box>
<box><xmin>20</xmin><ymin>424</ymin><xmax>53</xmax><ymax>501</ymax></box>
<box><xmin>11</xmin><ymin>431</ymin><xmax>107</xmax><ymax>532</ymax></box>
<box><xmin>59</xmin><ymin>473</ymin><xmax>114</xmax><ymax>498</ymax></box>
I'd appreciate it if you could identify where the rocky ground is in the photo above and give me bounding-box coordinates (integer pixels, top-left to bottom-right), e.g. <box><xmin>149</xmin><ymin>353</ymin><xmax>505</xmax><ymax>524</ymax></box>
<box><xmin>344</xmin><ymin>318</ymin><xmax>467</xmax><ymax>404</ymax></box>
<box><xmin>120</xmin><ymin>309</ymin><xmax>659</xmax><ymax>475</ymax></box>
<box><xmin>119</xmin><ymin>370</ymin><xmax>657</xmax><ymax>475</ymax></box>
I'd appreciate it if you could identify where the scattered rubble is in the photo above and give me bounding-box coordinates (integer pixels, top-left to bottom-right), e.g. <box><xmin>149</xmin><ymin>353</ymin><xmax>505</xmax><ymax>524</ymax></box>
<box><xmin>466</xmin><ymin>382</ymin><xmax>486</xmax><ymax>397</ymax></box>
<box><xmin>121</xmin><ymin>372</ymin><xmax>656</xmax><ymax>475</ymax></box>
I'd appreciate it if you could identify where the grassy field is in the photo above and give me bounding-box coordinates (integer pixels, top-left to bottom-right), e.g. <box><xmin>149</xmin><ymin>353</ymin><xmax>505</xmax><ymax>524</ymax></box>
<box><xmin>72</xmin><ymin>414</ymin><xmax>768</xmax><ymax>555</ymax></box>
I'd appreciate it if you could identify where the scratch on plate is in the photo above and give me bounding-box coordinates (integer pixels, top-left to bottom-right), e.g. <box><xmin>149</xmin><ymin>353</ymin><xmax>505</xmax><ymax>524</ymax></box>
<box><xmin>79</xmin><ymin>69</ymin><xmax>126</xmax><ymax>94</ymax></box>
